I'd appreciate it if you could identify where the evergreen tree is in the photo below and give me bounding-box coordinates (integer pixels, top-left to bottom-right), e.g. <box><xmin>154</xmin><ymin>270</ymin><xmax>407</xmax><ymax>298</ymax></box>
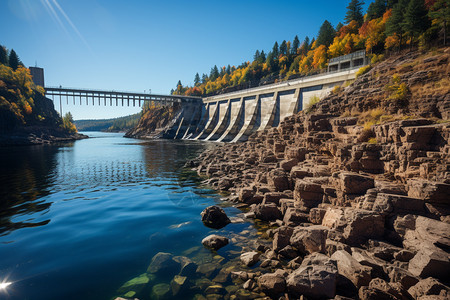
<box><xmin>387</xmin><ymin>0</ymin><xmax>399</xmax><ymax>9</ymax></box>
<box><xmin>9</xmin><ymin>49</ymin><xmax>20</xmax><ymax>70</ymax></box>
<box><xmin>279</xmin><ymin>40</ymin><xmax>287</xmax><ymax>55</ymax></box>
<box><xmin>253</xmin><ymin>50</ymin><xmax>261</xmax><ymax>61</ymax></box>
<box><xmin>310</xmin><ymin>37</ymin><xmax>316</xmax><ymax>48</ymax></box>
<box><xmin>316</xmin><ymin>20</ymin><xmax>336</xmax><ymax>47</ymax></box>
<box><xmin>345</xmin><ymin>0</ymin><xmax>365</xmax><ymax>25</ymax></box>
<box><xmin>336</xmin><ymin>22</ymin><xmax>344</xmax><ymax>33</ymax></box>
<box><xmin>292</xmin><ymin>35</ymin><xmax>300</xmax><ymax>54</ymax></box>
<box><xmin>259</xmin><ymin>50</ymin><xmax>266</xmax><ymax>62</ymax></box>
<box><xmin>402</xmin><ymin>0</ymin><xmax>431</xmax><ymax>46</ymax></box>
<box><xmin>0</xmin><ymin>45</ymin><xmax>7</xmax><ymax>65</ymax></box>
<box><xmin>226</xmin><ymin>64</ymin><xmax>231</xmax><ymax>74</ymax></box>
<box><xmin>202</xmin><ymin>73</ymin><xmax>208</xmax><ymax>84</ymax></box>
<box><xmin>386</xmin><ymin>0</ymin><xmax>408</xmax><ymax>47</ymax></box>
<box><xmin>304</xmin><ymin>36</ymin><xmax>311</xmax><ymax>52</ymax></box>
<box><xmin>210</xmin><ymin>65</ymin><xmax>219</xmax><ymax>81</ymax></box>
<box><xmin>367</xmin><ymin>0</ymin><xmax>387</xmax><ymax>20</ymax></box>
<box><xmin>266</xmin><ymin>51</ymin><xmax>279</xmax><ymax>72</ymax></box>
<box><xmin>428</xmin><ymin>0</ymin><xmax>450</xmax><ymax>45</ymax></box>
<box><xmin>272</xmin><ymin>42</ymin><xmax>279</xmax><ymax>58</ymax></box>
<box><xmin>194</xmin><ymin>73</ymin><xmax>200</xmax><ymax>86</ymax></box>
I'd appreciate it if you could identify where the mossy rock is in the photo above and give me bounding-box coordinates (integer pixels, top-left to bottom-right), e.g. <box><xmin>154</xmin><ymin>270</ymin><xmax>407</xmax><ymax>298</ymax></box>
<box><xmin>151</xmin><ymin>283</ymin><xmax>171</xmax><ymax>300</ymax></box>
<box><xmin>117</xmin><ymin>273</ymin><xmax>153</xmax><ymax>294</ymax></box>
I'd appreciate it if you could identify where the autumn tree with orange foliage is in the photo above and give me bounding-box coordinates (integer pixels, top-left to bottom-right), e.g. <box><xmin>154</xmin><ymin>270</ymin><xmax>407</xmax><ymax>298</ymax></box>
<box><xmin>174</xmin><ymin>0</ymin><xmax>442</xmax><ymax>97</ymax></box>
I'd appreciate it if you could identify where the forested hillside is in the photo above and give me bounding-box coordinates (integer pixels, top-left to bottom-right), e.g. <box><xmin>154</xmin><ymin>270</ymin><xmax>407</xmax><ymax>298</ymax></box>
<box><xmin>172</xmin><ymin>0</ymin><xmax>448</xmax><ymax>96</ymax></box>
<box><xmin>75</xmin><ymin>113</ymin><xmax>141</xmax><ymax>132</ymax></box>
<box><xmin>0</xmin><ymin>45</ymin><xmax>83</xmax><ymax>144</ymax></box>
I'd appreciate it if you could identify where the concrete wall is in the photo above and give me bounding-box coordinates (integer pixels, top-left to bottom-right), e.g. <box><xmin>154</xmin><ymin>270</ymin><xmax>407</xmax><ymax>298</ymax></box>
<box><xmin>171</xmin><ymin>68</ymin><xmax>358</xmax><ymax>142</ymax></box>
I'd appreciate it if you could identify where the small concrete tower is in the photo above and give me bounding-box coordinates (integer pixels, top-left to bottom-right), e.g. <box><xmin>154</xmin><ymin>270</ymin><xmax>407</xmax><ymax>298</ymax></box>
<box><xmin>29</xmin><ymin>67</ymin><xmax>45</xmax><ymax>87</ymax></box>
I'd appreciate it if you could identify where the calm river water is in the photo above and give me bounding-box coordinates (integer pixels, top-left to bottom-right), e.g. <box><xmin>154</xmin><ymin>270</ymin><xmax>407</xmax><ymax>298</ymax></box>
<box><xmin>0</xmin><ymin>132</ymin><xmax>259</xmax><ymax>300</ymax></box>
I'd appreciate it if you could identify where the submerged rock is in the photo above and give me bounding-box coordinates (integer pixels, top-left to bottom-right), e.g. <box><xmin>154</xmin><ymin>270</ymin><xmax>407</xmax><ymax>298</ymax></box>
<box><xmin>151</xmin><ymin>283</ymin><xmax>171</xmax><ymax>300</ymax></box>
<box><xmin>202</xmin><ymin>235</ymin><xmax>229</xmax><ymax>251</ymax></box>
<box><xmin>201</xmin><ymin>206</ymin><xmax>231</xmax><ymax>229</ymax></box>
<box><xmin>147</xmin><ymin>252</ymin><xmax>180</xmax><ymax>278</ymax></box>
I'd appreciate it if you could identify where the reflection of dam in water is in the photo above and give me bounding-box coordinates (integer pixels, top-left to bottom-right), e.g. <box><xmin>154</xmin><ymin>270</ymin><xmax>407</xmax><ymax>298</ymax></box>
<box><xmin>55</xmin><ymin>159</ymin><xmax>149</xmax><ymax>187</ymax></box>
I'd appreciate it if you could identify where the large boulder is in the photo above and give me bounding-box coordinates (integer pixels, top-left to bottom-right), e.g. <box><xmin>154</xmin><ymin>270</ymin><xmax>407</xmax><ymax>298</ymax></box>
<box><xmin>407</xmin><ymin>179</ymin><xmax>450</xmax><ymax>204</ymax></box>
<box><xmin>408</xmin><ymin>277</ymin><xmax>450</xmax><ymax>299</ymax></box>
<box><xmin>403</xmin><ymin>216</ymin><xmax>450</xmax><ymax>252</ymax></box>
<box><xmin>283</xmin><ymin>207</ymin><xmax>309</xmax><ymax>225</ymax></box>
<box><xmin>267</xmin><ymin>168</ymin><xmax>290</xmax><ymax>192</ymax></box>
<box><xmin>201</xmin><ymin>206</ymin><xmax>231</xmax><ymax>229</ymax></box>
<box><xmin>253</xmin><ymin>202</ymin><xmax>282</xmax><ymax>221</ymax></box>
<box><xmin>272</xmin><ymin>226</ymin><xmax>294</xmax><ymax>252</ymax></box>
<box><xmin>290</xmin><ymin>225</ymin><xmax>328</xmax><ymax>254</ymax></box>
<box><xmin>240</xmin><ymin>251</ymin><xmax>260</xmax><ymax>267</ymax></box>
<box><xmin>408</xmin><ymin>247</ymin><xmax>450</xmax><ymax>281</ymax></box>
<box><xmin>335</xmin><ymin>172</ymin><xmax>375</xmax><ymax>195</ymax></box>
<box><xmin>331</xmin><ymin>250</ymin><xmax>372</xmax><ymax>288</ymax></box>
<box><xmin>257</xmin><ymin>273</ymin><xmax>286</xmax><ymax>296</ymax></box>
<box><xmin>322</xmin><ymin>208</ymin><xmax>385</xmax><ymax>245</ymax></box>
<box><xmin>294</xmin><ymin>179</ymin><xmax>323</xmax><ymax>208</ymax></box>
<box><xmin>286</xmin><ymin>253</ymin><xmax>338</xmax><ymax>298</ymax></box>
<box><xmin>202</xmin><ymin>235</ymin><xmax>229</xmax><ymax>251</ymax></box>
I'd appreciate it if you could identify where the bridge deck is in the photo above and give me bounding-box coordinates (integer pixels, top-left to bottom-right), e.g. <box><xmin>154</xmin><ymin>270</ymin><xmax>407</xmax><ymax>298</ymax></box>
<box><xmin>45</xmin><ymin>87</ymin><xmax>201</xmax><ymax>107</ymax></box>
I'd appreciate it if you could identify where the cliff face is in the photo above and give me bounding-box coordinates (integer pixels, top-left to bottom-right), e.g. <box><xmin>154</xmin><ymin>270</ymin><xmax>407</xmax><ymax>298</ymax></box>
<box><xmin>0</xmin><ymin>68</ymin><xmax>87</xmax><ymax>145</ymax></box>
<box><xmin>125</xmin><ymin>103</ymin><xmax>182</xmax><ymax>139</ymax></box>
<box><xmin>192</xmin><ymin>48</ymin><xmax>450</xmax><ymax>299</ymax></box>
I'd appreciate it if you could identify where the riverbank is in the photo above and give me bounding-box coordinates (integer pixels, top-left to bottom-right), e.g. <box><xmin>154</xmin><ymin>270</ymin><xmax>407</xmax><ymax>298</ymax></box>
<box><xmin>189</xmin><ymin>49</ymin><xmax>450</xmax><ymax>299</ymax></box>
<box><xmin>0</xmin><ymin>126</ymin><xmax>88</xmax><ymax>146</ymax></box>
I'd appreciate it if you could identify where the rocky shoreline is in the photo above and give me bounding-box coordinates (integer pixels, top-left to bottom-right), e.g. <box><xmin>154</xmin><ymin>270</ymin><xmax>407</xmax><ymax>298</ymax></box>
<box><xmin>186</xmin><ymin>50</ymin><xmax>450</xmax><ymax>299</ymax></box>
<box><xmin>0</xmin><ymin>127</ymin><xmax>88</xmax><ymax>146</ymax></box>
<box><xmin>113</xmin><ymin>49</ymin><xmax>449</xmax><ymax>300</ymax></box>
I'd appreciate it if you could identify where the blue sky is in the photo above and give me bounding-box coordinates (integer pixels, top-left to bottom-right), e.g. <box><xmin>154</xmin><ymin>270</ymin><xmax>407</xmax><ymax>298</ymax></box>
<box><xmin>1</xmin><ymin>0</ymin><xmax>369</xmax><ymax>120</ymax></box>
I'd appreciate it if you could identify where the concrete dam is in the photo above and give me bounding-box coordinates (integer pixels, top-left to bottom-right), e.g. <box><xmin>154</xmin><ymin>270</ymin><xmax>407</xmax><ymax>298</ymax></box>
<box><xmin>172</xmin><ymin>67</ymin><xmax>360</xmax><ymax>143</ymax></box>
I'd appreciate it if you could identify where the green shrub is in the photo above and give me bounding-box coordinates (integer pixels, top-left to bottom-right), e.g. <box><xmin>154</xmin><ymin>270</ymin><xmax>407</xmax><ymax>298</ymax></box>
<box><xmin>385</xmin><ymin>74</ymin><xmax>409</xmax><ymax>102</ymax></box>
<box><xmin>368</xmin><ymin>137</ymin><xmax>377</xmax><ymax>144</ymax></box>
<box><xmin>356</xmin><ymin>65</ymin><xmax>372</xmax><ymax>78</ymax></box>
<box><xmin>305</xmin><ymin>95</ymin><xmax>320</xmax><ymax>113</ymax></box>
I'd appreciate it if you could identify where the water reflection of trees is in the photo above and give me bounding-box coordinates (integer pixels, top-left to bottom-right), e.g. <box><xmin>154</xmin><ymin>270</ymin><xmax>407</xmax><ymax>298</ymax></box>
<box><xmin>0</xmin><ymin>146</ymin><xmax>57</xmax><ymax>236</ymax></box>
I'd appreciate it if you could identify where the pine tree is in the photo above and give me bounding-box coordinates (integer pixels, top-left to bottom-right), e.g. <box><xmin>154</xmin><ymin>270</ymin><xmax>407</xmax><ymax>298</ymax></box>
<box><xmin>387</xmin><ymin>0</ymin><xmax>399</xmax><ymax>9</ymax></box>
<box><xmin>336</xmin><ymin>22</ymin><xmax>344</xmax><ymax>33</ymax></box>
<box><xmin>402</xmin><ymin>0</ymin><xmax>431</xmax><ymax>47</ymax></box>
<box><xmin>345</xmin><ymin>0</ymin><xmax>365</xmax><ymax>25</ymax></box>
<box><xmin>429</xmin><ymin>0</ymin><xmax>450</xmax><ymax>45</ymax></box>
<box><xmin>272</xmin><ymin>42</ymin><xmax>279</xmax><ymax>58</ymax></box>
<box><xmin>226</xmin><ymin>64</ymin><xmax>231</xmax><ymax>74</ymax></box>
<box><xmin>202</xmin><ymin>74</ymin><xmax>208</xmax><ymax>84</ymax></box>
<box><xmin>210</xmin><ymin>65</ymin><xmax>219</xmax><ymax>81</ymax></box>
<box><xmin>259</xmin><ymin>50</ymin><xmax>266</xmax><ymax>62</ymax></box>
<box><xmin>367</xmin><ymin>0</ymin><xmax>387</xmax><ymax>20</ymax></box>
<box><xmin>253</xmin><ymin>50</ymin><xmax>261</xmax><ymax>61</ymax></box>
<box><xmin>280</xmin><ymin>40</ymin><xmax>287</xmax><ymax>55</ymax></box>
<box><xmin>304</xmin><ymin>36</ymin><xmax>311</xmax><ymax>52</ymax></box>
<box><xmin>316</xmin><ymin>20</ymin><xmax>336</xmax><ymax>47</ymax></box>
<box><xmin>194</xmin><ymin>73</ymin><xmax>200</xmax><ymax>86</ymax></box>
<box><xmin>9</xmin><ymin>49</ymin><xmax>20</xmax><ymax>70</ymax></box>
<box><xmin>0</xmin><ymin>45</ymin><xmax>7</xmax><ymax>65</ymax></box>
<box><xmin>386</xmin><ymin>0</ymin><xmax>408</xmax><ymax>48</ymax></box>
<box><xmin>292</xmin><ymin>35</ymin><xmax>300</xmax><ymax>54</ymax></box>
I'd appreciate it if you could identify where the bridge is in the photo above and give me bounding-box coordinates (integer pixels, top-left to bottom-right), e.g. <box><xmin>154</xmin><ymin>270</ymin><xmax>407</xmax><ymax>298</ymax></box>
<box><xmin>29</xmin><ymin>67</ymin><xmax>201</xmax><ymax>108</ymax></box>
<box><xmin>30</xmin><ymin>50</ymin><xmax>368</xmax><ymax>142</ymax></box>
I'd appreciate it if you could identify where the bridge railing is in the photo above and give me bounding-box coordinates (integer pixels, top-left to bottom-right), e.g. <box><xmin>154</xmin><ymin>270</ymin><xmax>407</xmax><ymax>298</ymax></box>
<box><xmin>44</xmin><ymin>85</ymin><xmax>151</xmax><ymax>95</ymax></box>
